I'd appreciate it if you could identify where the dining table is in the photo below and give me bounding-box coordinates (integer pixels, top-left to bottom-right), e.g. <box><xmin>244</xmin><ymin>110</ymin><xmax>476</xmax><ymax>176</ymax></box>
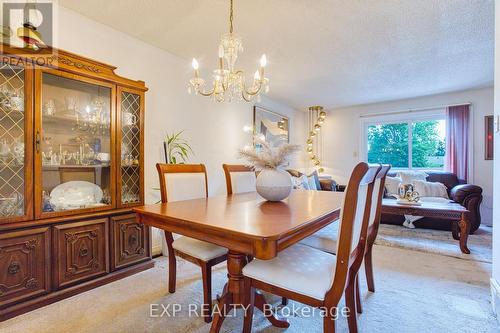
<box><xmin>133</xmin><ymin>190</ymin><xmax>344</xmax><ymax>333</ymax></box>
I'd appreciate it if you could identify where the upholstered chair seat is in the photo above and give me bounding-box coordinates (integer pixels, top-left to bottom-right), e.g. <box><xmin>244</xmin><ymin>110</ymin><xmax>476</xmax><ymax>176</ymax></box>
<box><xmin>157</xmin><ymin>163</ymin><xmax>229</xmax><ymax>323</ymax></box>
<box><xmin>242</xmin><ymin>244</ymin><xmax>337</xmax><ymax>300</ymax></box>
<box><xmin>172</xmin><ymin>237</ymin><xmax>228</xmax><ymax>261</ymax></box>
<box><xmin>164</xmin><ymin>171</ymin><xmax>228</xmax><ymax>261</ymax></box>
<box><xmin>299</xmin><ymin>223</ymin><xmax>339</xmax><ymax>254</ymax></box>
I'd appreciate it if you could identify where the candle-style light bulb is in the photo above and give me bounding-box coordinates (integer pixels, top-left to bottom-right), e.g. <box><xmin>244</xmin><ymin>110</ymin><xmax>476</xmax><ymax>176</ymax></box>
<box><xmin>192</xmin><ymin>58</ymin><xmax>199</xmax><ymax>70</ymax></box>
<box><xmin>254</xmin><ymin>70</ymin><xmax>261</xmax><ymax>81</ymax></box>
<box><xmin>260</xmin><ymin>54</ymin><xmax>267</xmax><ymax>67</ymax></box>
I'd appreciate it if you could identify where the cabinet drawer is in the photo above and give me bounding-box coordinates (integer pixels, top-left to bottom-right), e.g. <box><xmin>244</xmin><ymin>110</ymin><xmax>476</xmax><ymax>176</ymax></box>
<box><xmin>53</xmin><ymin>218</ymin><xmax>109</xmax><ymax>289</ymax></box>
<box><xmin>0</xmin><ymin>227</ymin><xmax>50</xmax><ymax>308</ymax></box>
<box><xmin>111</xmin><ymin>214</ymin><xmax>150</xmax><ymax>270</ymax></box>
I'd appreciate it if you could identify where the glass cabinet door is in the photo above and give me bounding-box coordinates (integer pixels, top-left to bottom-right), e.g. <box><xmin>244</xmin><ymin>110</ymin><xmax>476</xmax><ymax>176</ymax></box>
<box><xmin>35</xmin><ymin>70</ymin><xmax>115</xmax><ymax>217</ymax></box>
<box><xmin>118</xmin><ymin>87</ymin><xmax>143</xmax><ymax>207</ymax></box>
<box><xmin>0</xmin><ymin>60</ymin><xmax>32</xmax><ymax>222</ymax></box>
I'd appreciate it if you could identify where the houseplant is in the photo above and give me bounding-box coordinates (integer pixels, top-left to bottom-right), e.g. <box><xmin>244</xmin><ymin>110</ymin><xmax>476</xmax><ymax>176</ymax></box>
<box><xmin>164</xmin><ymin>130</ymin><xmax>194</xmax><ymax>164</ymax></box>
<box><xmin>239</xmin><ymin>136</ymin><xmax>300</xmax><ymax>201</ymax></box>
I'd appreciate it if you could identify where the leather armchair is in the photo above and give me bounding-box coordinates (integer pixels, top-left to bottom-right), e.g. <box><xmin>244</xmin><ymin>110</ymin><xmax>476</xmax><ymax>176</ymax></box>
<box><xmin>449</xmin><ymin>184</ymin><xmax>483</xmax><ymax>233</ymax></box>
<box><xmin>381</xmin><ymin>171</ymin><xmax>483</xmax><ymax>233</ymax></box>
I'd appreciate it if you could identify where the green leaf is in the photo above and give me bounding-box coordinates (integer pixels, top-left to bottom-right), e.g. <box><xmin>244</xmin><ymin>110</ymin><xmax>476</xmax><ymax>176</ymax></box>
<box><xmin>165</xmin><ymin>130</ymin><xmax>193</xmax><ymax>164</ymax></box>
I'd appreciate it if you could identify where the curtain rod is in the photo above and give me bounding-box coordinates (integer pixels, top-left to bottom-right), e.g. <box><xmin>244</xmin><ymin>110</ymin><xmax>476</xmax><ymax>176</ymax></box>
<box><xmin>359</xmin><ymin>102</ymin><xmax>472</xmax><ymax>119</ymax></box>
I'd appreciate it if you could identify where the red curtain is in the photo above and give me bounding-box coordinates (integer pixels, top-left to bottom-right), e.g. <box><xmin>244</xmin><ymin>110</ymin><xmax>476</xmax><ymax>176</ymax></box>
<box><xmin>445</xmin><ymin>104</ymin><xmax>470</xmax><ymax>182</ymax></box>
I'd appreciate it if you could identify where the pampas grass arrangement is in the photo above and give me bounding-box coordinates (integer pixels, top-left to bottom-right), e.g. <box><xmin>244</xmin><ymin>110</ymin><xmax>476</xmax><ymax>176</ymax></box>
<box><xmin>238</xmin><ymin>136</ymin><xmax>301</xmax><ymax>170</ymax></box>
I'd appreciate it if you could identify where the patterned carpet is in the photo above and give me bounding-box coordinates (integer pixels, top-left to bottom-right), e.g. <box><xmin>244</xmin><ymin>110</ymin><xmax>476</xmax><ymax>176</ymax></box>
<box><xmin>2</xmin><ymin>245</ymin><xmax>497</xmax><ymax>333</ymax></box>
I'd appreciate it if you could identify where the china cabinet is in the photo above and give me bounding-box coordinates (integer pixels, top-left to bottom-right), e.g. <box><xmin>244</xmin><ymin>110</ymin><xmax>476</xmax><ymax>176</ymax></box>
<box><xmin>0</xmin><ymin>45</ymin><xmax>151</xmax><ymax>321</ymax></box>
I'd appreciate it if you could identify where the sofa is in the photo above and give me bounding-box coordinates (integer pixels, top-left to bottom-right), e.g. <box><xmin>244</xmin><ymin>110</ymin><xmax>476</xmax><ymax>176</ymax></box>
<box><xmin>381</xmin><ymin>171</ymin><xmax>483</xmax><ymax>233</ymax></box>
<box><xmin>286</xmin><ymin>169</ymin><xmax>337</xmax><ymax>191</ymax></box>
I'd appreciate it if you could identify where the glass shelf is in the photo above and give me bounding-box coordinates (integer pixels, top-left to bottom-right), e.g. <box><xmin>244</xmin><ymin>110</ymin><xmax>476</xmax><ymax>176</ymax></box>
<box><xmin>40</xmin><ymin>72</ymin><xmax>112</xmax><ymax>213</ymax></box>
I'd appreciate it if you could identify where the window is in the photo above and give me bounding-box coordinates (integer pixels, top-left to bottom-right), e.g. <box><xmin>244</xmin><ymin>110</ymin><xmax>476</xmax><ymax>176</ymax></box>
<box><xmin>363</xmin><ymin>112</ymin><xmax>446</xmax><ymax>170</ymax></box>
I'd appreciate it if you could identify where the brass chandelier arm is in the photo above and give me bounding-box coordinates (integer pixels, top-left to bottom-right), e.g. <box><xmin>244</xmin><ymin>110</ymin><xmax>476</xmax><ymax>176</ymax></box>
<box><xmin>243</xmin><ymin>81</ymin><xmax>263</xmax><ymax>97</ymax></box>
<box><xmin>197</xmin><ymin>88</ymin><xmax>216</xmax><ymax>97</ymax></box>
<box><xmin>233</xmin><ymin>69</ymin><xmax>264</xmax><ymax>98</ymax></box>
<box><xmin>193</xmin><ymin>77</ymin><xmax>229</xmax><ymax>97</ymax></box>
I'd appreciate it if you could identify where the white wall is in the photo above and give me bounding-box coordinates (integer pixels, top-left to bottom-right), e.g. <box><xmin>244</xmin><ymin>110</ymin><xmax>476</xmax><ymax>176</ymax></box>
<box><xmin>55</xmin><ymin>6</ymin><xmax>307</xmax><ymax>252</ymax></box>
<box><xmin>322</xmin><ymin>87</ymin><xmax>494</xmax><ymax>226</ymax></box>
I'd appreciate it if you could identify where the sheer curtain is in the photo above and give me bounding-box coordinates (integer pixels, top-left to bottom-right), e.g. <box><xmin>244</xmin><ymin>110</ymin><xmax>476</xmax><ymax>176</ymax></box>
<box><xmin>445</xmin><ymin>104</ymin><xmax>470</xmax><ymax>182</ymax></box>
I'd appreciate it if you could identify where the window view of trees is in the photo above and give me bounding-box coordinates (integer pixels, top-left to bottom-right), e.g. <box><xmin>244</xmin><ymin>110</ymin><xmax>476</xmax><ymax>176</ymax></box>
<box><xmin>367</xmin><ymin>123</ymin><xmax>409</xmax><ymax>168</ymax></box>
<box><xmin>367</xmin><ymin>120</ymin><xmax>446</xmax><ymax>169</ymax></box>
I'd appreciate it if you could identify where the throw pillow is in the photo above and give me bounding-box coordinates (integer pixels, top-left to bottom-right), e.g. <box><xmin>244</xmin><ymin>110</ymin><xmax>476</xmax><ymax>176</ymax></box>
<box><xmin>413</xmin><ymin>180</ymin><xmax>449</xmax><ymax>199</ymax></box>
<box><xmin>292</xmin><ymin>175</ymin><xmax>310</xmax><ymax>190</ymax></box>
<box><xmin>307</xmin><ymin>170</ymin><xmax>321</xmax><ymax>191</ymax></box>
<box><xmin>385</xmin><ymin>176</ymin><xmax>402</xmax><ymax>196</ymax></box>
<box><xmin>397</xmin><ymin>170</ymin><xmax>428</xmax><ymax>184</ymax></box>
<box><xmin>307</xmin><ymin>175</ymin><xmax>318</xmax><ymax>190</ymax></box>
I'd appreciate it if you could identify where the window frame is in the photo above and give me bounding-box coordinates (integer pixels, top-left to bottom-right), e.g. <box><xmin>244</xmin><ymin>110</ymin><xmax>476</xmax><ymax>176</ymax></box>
<box><xmin>360</xmin><ymin>109</ymin><xmax>446</xmax><ymax>171</ymax></box>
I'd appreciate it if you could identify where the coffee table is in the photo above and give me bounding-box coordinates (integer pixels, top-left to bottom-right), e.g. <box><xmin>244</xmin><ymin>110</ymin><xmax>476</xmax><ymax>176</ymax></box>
<box><xmin>381</xmin><ymin>198</ymin><xmax>471</xmax><ymax>254</ymax></box>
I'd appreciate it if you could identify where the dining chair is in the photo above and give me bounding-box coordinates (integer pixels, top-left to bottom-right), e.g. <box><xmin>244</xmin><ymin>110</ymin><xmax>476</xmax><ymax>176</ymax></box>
<box><xmin>299</xmin><ymin>164</ymin><xmax>390</xmax><ymax>314</ymax></box>
<box><xmin>156</xmin><ymin>163</ymin><xmax>228</xmax><ymax>323</ymax></box>
<box><xmin>222</xmin><ymin>163</ymin><xmax>289</xmax><ymax>306</ymax></box>
<box><xmin>222</xmin><ymin>164</ymin><xmax>256</xmax><ymax>195</ymax></box>
<box><xmin>241</xmin><ymin>162</ymin><xmax>380</xmax><ymax>333</ymax></box>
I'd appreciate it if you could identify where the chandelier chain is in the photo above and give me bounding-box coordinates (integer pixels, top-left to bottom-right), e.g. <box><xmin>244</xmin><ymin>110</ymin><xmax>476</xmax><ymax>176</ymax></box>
<box><xmin>229</xmin><ymin>0</ymin><xmax>234</xmax><ymax>34</ymax></box>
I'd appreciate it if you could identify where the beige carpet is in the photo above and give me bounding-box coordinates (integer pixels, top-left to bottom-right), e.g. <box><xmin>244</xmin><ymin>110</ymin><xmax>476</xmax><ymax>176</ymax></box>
<box><xmin>375</xmin><ymin>224</ymin><xmax>493</xmax><ymax>263</ymax></box>
<box><xmin>2</xmin><ymin>244</ymin><xmax>497</xmax><ymax>333</ymax></box>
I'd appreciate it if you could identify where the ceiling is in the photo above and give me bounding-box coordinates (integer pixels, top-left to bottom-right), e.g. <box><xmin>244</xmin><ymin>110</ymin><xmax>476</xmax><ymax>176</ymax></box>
<box><xmin>59</xmin><ymin>0</ymin><xmax>494</xmax><ymax>110</ymax></box>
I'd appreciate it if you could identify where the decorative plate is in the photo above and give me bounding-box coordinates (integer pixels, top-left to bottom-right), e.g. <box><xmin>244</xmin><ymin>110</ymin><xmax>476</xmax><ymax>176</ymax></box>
<box><xmin>50</xmin><ymin>181</ymin><xmax>103</xmax><ymax>209</ymax></box>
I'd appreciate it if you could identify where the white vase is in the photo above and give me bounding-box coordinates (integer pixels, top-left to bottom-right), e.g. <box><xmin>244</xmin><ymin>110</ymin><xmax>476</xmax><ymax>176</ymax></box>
<box><xmin>256</xmin><ymin>168</ymin><xmax>293</xmax><ymax>201</ymax></box>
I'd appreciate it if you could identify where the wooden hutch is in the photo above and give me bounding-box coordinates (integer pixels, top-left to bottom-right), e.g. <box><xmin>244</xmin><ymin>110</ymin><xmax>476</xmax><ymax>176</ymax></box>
<box><xmin>0</xmin><ymin>45</ymin><xmax>152</xmax><ymax>320</ymax></box>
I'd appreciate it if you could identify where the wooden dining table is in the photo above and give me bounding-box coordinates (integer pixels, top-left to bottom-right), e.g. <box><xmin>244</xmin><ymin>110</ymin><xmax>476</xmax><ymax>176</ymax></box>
<box><xmin>134</xmin><ymin>190</ymin><xmax>344</xmax><ymax>332</ymax></box>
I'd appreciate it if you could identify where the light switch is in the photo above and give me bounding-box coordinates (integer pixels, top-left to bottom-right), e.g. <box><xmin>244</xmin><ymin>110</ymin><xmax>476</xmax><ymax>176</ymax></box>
<box><xmin>495</xmin><ymin>115</ymin><xmax>500</xmax><ymax>133</ymax></box>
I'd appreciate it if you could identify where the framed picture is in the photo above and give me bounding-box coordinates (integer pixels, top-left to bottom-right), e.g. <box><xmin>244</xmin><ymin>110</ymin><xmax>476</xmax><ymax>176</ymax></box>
<box><xmin>253</xmin><ymin>106</ymin><xmax>289</xmax><ymax>146</ymax></box>
<box><xmin>485</xmin><ymin>115</ymin><xmax>494</xmax><ymax>160</ymax></box>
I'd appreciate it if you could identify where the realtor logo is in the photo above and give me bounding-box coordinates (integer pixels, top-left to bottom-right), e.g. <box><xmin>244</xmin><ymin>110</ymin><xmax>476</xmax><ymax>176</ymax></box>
<box><xmin>1</xmin><ymin>0</ymin><xmax>54</xmax><ymax>52</ymax></box>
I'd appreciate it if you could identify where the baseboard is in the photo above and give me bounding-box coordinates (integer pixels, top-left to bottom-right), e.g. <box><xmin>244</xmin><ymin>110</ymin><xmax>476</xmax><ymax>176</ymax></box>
<box><xmin>491</xmin><ymin>278</ymin><xmax>500</xmax><ymax>322</ymax></box>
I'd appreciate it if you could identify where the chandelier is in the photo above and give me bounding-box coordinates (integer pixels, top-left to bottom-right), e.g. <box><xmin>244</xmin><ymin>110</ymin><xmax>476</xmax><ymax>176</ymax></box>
<box><xmin>188</xmin><ymin>0</ymin><xmax>269</xmax><ymax>102</ymax></box>
<box><xmin>306</xmin><ymin>106</ymin><xmax>327</xmax><ymax>172</ymax></box>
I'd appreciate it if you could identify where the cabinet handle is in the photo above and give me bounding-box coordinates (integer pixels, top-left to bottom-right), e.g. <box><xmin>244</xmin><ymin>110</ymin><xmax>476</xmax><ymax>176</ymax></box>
<box><xmin>8</xmin><ymin>261</ymin><xmax>21</xmax><ymax>275</ymax></box>
<box><xmin>35</xmin><ymin>131</ymin><xmax>41</xmax><ymax>153</ymax></box>
<box><xmin>79</xmin><ymin>247</ymin><xmax>89</xmax><ymax>257</ymax></box>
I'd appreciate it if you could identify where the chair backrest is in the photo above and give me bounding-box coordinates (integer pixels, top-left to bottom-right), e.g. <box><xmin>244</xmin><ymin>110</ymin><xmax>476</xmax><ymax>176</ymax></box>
<box><xmin>367</xmin><ymin>164</ymin><xmax>391</xmax><ymax>237</ymax></box>
<box><xmin>222</xmin><ymin>164</ymin><xmax>256</xmax><ymax>195</ymax></box>
<box><xmin>325</xmin><ymin>162</ymin><xmax>380</xmax><ymax>301</ymax></box>
<box><xmin>156</xmin><ymin>163</ymin><xmax>208</xmax><ymax>203</ymax></box>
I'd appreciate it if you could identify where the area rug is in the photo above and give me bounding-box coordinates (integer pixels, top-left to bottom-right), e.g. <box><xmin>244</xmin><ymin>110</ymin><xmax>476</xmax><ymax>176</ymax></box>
<box><xmin>374</xmin><ymin>224</ymin><xmax>492</xmax><ymax>263</ymax></box>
